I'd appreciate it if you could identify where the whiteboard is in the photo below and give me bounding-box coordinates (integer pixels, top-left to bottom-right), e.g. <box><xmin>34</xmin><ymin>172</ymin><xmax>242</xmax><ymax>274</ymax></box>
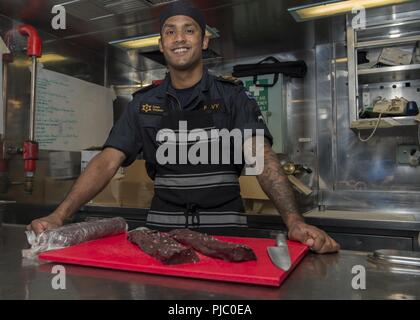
<box><xmin>35</xmin><ymin>67</ymin><xmax>114</xmax><ymax>151</ymax></box>
<box><xmin>0</xmin><ymin>52</ymin><xmax>3</xmax><ymax>135</ymax></box>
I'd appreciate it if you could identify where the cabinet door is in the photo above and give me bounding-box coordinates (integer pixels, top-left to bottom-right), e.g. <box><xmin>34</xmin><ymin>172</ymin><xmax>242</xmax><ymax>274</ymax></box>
<box><xmin>328</xmin><ymin>233</ymin><xmax>413</xmax><ymax>252</ymax></box>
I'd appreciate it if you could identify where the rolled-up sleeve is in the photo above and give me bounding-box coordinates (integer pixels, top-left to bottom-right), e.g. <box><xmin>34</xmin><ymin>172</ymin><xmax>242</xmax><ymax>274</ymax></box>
<box><xmin>102</xmin><ymin>99</ymin><xmax>143</xmax><ymax>167</ymax></box>
<box><xmin>232</xmin><ymin>86</ymin><xmax>273</xmax><ymax>145</ymax></box>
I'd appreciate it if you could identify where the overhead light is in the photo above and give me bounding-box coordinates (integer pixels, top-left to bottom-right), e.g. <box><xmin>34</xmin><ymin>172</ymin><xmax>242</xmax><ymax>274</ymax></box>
<box><xmin>110</xmin><ymin>26</ymin><xmax>219</xmax><ymax>51</ymax></box>
<box><xmin>39</xmin><ymin>54</ymin><xmax>68</xmax><ymax>63</ymax></box>
<box><xmin>111</xmin><ymin>34</ymin><xmax>161</xmax><ymax>50</ymax></box>
<box><xmin>389</xmin><ymin>29</ymin><xmax>402</xmax><ymax>38</ymax></box>
<box><xmin>288</xmin><ymin>0</ymin><xmax>414</xmax><ymax>22</ymax></box>
<box><xmin>13</xmin><ymin>54</ymin><xmax>68</xmax><ymax>67</ymax></box>
<box><xmin>389</xmin><ymin>33</ymin><xmax>402</xmax><ymax>38</ymax></box>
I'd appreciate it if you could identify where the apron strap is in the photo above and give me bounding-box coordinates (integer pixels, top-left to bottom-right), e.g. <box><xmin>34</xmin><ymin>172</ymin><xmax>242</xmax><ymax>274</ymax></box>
<box><xmin>184</xmin><ymin>203</ymin><xmax>200</xmax><ymax>228</ymax></box>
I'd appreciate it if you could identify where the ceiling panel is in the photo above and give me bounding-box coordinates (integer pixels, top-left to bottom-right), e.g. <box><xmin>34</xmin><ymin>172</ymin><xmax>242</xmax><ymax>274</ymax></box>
<box><xmin>2</xmin><ymin>0</ymin><xmax>417</xmax><ymax>78</ymax></box>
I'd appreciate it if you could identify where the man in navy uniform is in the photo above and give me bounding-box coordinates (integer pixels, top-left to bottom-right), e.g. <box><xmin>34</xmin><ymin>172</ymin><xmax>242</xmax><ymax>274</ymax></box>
<box><xmin>28</xmin><ymin>2</ymin><xmax>339</xmax><ymax>253</ymax></box>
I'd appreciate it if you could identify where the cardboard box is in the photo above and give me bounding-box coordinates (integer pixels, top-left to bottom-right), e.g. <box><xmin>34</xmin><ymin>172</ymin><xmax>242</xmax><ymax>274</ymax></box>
<box><xmin>88</xmin><ymin>160</ymin><xmax>276</xmax><ymax>209</ymax></box>
<box><xmin>48</xmin><ymin>151</ymin><xmax>80</xmax><ymax>179</ymax></box>
<box><xmin>44</xmin><ymin>177</ymin><xmax>75</xmax><ymax>204</ymax></box>
<box><xmin>88</xmin><ymin>175</ymin><xmax>124</xmax><ymax>207</ymax></box>
<box><xmin>239</xmin><ymin>176</ymin><xmax>268</xmax><ymax>200</ymax></box>
<box><xmin>243</xmin><ymin>198</ymin><xmax>279</xmax><ymax>215</ymax></box>
<box><xmin>119</xmin><ymin>163</ymin><xmax>154</xmax><ymax>208</ymax></box>
<box><xmin>239</xmin><ymin>176</ymin><xmax>281</xmax><ymax>215</ymax></box>
<box><xmin>87</xmin><ymin>160</ymin><xmax>154</xmax><ymax>208</ymax></box>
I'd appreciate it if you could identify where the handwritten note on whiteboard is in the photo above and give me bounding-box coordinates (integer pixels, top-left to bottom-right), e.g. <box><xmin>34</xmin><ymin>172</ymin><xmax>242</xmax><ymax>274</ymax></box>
<box><xmin>35</xmin><ymin>67</ymin><xmax>114</xmax><ymax>151</ymax></box>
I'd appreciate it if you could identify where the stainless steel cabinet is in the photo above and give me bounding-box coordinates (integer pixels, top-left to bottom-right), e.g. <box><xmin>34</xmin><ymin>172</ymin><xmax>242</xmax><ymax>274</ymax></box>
<box><xmin>346</xmin><ymin>13</ymin><xmax>420</xmax><ymax>133</ymax></box>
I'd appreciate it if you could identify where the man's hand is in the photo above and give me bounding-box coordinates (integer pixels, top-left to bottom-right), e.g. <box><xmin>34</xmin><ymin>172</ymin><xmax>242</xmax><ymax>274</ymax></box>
<box><xmin>288</xmin><ymin>221</ymin><xmax>340</xmax><ymax>254</ymax></box>
<box><xmin>26</xmin><ymin>214</ymin><xmax>64</xmax><ymax>235</ymax></box>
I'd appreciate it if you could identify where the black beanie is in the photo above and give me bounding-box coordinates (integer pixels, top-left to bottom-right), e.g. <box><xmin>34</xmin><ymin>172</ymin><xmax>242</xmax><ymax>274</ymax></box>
<box><xmin>159</xmin><ymin>1</ymin><xmax>206</xmax><ymax>37</ymax></box>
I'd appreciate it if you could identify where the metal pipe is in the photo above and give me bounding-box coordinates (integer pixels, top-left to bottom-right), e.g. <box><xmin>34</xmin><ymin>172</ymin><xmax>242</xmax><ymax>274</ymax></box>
<box><xmin>103</xmin><ymin>46</ymin><xmax>108</xmax><ymax>87</ymax></box>
<box><xmin>16</xmin><ymin>24</ymin><xmax>41</xmax><ymax>194</ymax></box>
<box><xmin>29</xmin><ymin>56</ymin><xmax>37</xmax><ymax>141</ymax></box>
<box><xmin>2</xmin><ymin>61</ymin><xmax>7</xmax><ymax>140</ymax></box>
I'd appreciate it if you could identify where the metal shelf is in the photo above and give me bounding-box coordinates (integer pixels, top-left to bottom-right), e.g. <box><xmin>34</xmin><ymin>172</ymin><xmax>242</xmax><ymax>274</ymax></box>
<box><xmin>350</xmin><ymin>116</ymin><xmax>419</xmax><ymax>137</ymax></box>
<box><xmin>351</xmin><ymin>116</ymin><xmax>419</xmax><ymax>130</ymax></box>
<box><xmin>347</xmin><ymin>14</ymin><xmax>420</xmax><ymax>125</ymax></box>
<box><xmin>358</xmin><ymin>64</ymin><xmax>420</xmax><ymax>84</ymax></box>
<box><xmin>355</xmin><ymin>35</ymin><xmax>420</xmax><ymax>49</ymax></box>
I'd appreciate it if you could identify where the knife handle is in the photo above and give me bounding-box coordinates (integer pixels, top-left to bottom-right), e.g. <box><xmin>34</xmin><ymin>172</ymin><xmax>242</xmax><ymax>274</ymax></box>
<box><xmin>276</xmin><ymin>233</ymin><xmax>288</xmax><ymax>247</ymax></box>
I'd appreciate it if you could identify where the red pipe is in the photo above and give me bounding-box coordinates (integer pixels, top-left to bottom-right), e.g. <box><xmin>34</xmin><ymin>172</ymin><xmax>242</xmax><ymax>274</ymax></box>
<box><xmin>23</xmin><ymin>141</ymin><xmax>38</xmax><ymax>174</ymax></box>
<box><xmin>18</xmin><ymin>24</ymin><xmax>42</xmax><ymax>57</ymax></box>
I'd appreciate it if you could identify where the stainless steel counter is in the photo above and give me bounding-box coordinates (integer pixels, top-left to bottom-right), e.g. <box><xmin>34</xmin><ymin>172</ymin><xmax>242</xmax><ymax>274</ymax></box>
<box><xmin>1</xmin><ymin>224</ymin><xmax>420</xmax><ymax>300</ymax></box>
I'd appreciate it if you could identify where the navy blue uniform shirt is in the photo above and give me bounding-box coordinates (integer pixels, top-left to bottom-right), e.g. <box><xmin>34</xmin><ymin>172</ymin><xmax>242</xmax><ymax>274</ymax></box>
<box><xmin>103</xmin><ymin>69</ymin><xmax>273</xmax><ymax>170</ymax></box>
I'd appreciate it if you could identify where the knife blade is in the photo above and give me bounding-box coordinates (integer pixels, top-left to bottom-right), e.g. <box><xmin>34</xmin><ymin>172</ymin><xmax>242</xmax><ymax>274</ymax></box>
<box><xmin>267</xmin><ymin>233</ymin><xmax>291</xmax><ymax>271</ymax></box>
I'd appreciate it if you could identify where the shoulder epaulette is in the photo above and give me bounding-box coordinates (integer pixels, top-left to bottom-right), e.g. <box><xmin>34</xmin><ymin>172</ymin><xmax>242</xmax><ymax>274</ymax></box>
<box><xmin>216</xmin><ymin>75</ymin><xmax>243</xmax><ymax>86</ymax></box>
<box><xmin>133</xmin><ymin>83</ymin><xmax>158</xmax><ymax>96</ymax></box>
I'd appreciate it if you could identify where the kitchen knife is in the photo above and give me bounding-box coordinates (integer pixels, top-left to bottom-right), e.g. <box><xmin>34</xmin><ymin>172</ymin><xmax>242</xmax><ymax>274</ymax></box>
<box><xmin>267</xmin><ymin>233</ymin><xmax>291</xmax><ymax>271</ymax></box>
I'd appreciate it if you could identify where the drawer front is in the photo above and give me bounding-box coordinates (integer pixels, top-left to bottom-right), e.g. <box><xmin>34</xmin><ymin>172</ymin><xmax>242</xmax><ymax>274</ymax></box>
<box><xmin>329</xmin><ymin>233</ymin><xmax>413</xmax><ymax>252</ymax></box>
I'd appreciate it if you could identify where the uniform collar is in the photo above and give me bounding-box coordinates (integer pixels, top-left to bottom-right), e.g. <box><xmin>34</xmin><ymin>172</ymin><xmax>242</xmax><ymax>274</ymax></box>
<box><xmin>156</xmin><ymin>67</ymin><xmax>211</xmax><ymax>99</ymax></box>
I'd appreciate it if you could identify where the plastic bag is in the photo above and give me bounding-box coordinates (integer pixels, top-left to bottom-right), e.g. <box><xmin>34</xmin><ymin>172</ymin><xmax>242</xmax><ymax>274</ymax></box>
<box><xmin>23</xmin><ymin>217</ymin><xmax>127</xmax><ymax>258</ymax></box>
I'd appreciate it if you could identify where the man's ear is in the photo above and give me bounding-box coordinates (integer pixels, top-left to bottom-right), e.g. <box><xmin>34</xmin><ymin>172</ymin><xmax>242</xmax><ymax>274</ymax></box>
<box><xmin>202</xmin><ymin>35</ymin><xmax>209</xmax><ymax>50</ymax></box>
<box><xmin>159</xmin><ymin>37</ymin><xmax>163</xmax><ymax>53</ymax></box>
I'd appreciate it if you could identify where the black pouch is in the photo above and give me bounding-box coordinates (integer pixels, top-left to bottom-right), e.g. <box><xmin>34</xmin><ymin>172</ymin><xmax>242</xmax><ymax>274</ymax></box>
<box><xmin>232</xmin><ymin>56</ymin><xmax>307</xmax><ymax>87</ymax></box>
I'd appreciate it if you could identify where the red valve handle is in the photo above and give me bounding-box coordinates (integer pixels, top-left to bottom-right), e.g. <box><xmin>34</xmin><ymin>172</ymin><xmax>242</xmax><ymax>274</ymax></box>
<box><xmin>18</xmin><ymin>24</ymin><xmax>42</xmax><ymax>57</ymax></box>
<box><xmin>23</xmin><ymin>141</ymin><xmax>38</xmax><ymax>173</ymax></box>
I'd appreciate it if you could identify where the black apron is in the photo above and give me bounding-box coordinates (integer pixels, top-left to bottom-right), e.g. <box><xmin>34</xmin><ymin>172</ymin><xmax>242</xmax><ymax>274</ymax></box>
<box><xmin>145</xmin><ymin>93</ymin><xmax>247</xmax><ymax>230</ymax></box>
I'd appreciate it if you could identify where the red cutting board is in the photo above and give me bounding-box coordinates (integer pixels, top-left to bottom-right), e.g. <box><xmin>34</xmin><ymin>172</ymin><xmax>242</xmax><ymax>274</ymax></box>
<box><xmin>39</xmin><ymin>233</ymin><xmax>309</xmax><ymax>287</ymax></box>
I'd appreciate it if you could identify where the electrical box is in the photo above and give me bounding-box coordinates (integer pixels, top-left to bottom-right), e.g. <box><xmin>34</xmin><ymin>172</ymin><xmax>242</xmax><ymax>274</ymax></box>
<box><xmin>397</xmin><ymin>144</ymin><xmax>420</xmax><ymax>165</ymax></box>
<box><xmin>239</xmin><ymin>74</ymin><xmax>286</xmax><ymax>153</ymax></box>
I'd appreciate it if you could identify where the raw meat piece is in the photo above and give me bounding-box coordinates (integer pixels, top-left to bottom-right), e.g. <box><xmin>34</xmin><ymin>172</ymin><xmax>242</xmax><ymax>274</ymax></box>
<box><xmin>128</xmin><ymin>228</ymin><xmax>199</xmax><ymax>265</ymax></box>
<box><xmin>169</xmin><ymin>229</ymin><xmax>257</xmax><ymax>262</ymax></box>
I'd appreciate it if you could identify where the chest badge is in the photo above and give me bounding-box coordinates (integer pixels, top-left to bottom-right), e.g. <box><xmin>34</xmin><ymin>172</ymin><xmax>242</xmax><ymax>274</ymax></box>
<box><xmin>140</xmin><ymin>103</ymin><xmax>165</xmax><ymax>114</ymax></box>
<box><xmin>202</xmin><ymin>102</ymin><xmax>224</xmax><ymax>112</ymax></box>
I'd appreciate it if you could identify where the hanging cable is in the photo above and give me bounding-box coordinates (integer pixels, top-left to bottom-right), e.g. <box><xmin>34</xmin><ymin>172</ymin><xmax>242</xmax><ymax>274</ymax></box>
<box><xmin>358</xmin><ymin>113</ymin><xmax>383</xmax><ymax>142</ymax></box>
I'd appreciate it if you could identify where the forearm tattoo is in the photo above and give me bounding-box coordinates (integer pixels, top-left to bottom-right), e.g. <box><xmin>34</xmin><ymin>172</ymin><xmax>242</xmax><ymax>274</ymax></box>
<box><xmin>255</xmin><ymin>138</ymin><xmax>304</xmax><ymax>226</ymax></box>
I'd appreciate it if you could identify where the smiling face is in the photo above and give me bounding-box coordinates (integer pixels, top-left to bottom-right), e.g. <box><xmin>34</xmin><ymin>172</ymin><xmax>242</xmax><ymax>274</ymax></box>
<box><xmin>159</xmin><ymin>15</ymin><xmax>209</xmax><ymax>71</ymax></box>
